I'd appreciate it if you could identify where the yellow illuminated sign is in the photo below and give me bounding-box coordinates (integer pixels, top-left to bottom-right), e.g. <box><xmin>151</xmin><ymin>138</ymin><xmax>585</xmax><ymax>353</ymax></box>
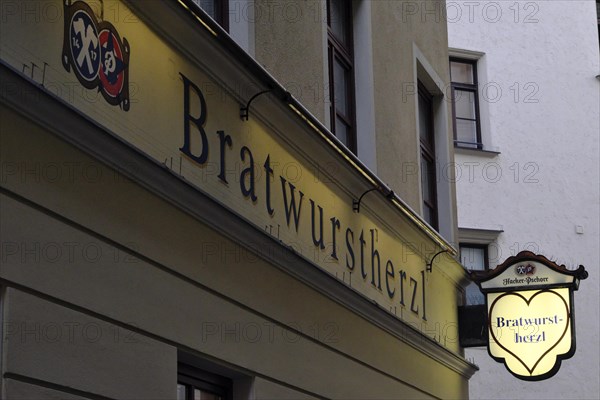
<box><xmin>487</xmin><ymin>288</ymin><xmax>572</xmax><ymax>379</ymax></box>
<box><xmin>472</xmin><ymin>251</ymin><xmax>587</xmax><ymax>381</ymax></box>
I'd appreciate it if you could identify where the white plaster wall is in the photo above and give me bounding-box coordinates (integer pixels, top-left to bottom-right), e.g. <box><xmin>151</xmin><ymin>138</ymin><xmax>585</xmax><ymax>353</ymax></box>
<box><xmin>448</xmin><ymin>1</ymin><xmax>600</xmax><ymax>399</ymax></box>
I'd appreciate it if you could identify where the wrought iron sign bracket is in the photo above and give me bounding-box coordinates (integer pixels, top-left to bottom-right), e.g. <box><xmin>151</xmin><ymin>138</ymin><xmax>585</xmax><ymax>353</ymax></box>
<box><xmin>353</xmin><ymin>188</ymin><xmax>394</xmax><ymax>213</ymax></box>
<box><xmin>426</xmin><ymin>249</ymin><xmax>449</xmax><ymax>273</ymax></box>
<box><xmin>353</xmin><ymin>188</ymin><xmax>377</xmax><ymax>213</ymax></box>
<box><xmin>240</xmin><ymin>89</ymin><xmax>272</xmax><ymax>121</ymax></box>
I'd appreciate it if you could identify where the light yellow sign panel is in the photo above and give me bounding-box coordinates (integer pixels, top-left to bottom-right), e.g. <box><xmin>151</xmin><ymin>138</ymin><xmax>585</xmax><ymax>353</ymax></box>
<box><xmin>487</xmin><ymin>288</ymin><xmax>573</xmax><ymax>379</ymax></box>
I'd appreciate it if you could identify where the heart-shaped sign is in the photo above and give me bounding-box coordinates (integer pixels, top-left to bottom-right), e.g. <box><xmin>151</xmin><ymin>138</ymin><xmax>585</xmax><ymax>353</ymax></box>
<box><xmin>488</xmin><ymin>288</ymin><xmax>571</xmax><ymax>378</ymax></box>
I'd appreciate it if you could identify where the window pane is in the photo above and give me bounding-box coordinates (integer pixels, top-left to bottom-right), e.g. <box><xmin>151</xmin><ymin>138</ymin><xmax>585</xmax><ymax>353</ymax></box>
<box><xmin>450</xmin><ymin>61</ymin><xmax>474</xmax><ymax>84</ymax></box>
<box><xmin>423</xmin><ymin>205</ymin><xmax>433</xmax><ymax>226</ymax></box>
<box><xmin>418</xmin><ymin>94</ymin><xmax>431</xmax><ymax>144</ymax></box>
<box><xmin>329</xmin><ymin>0</ymin><xmax>348</xmax><ymax>46</ymax></box>
<box><xmin>333</xmin><ymin>58</ymin><xmax>349</xmax><ymax>117</ymax></box>
<box><xmin>461</xmin><ymin>247</ymin><xmax>486</xmax><ymax>270</ymax></box>
<box><xmin>455</xmin><ymin>119</ymin><xmax>478</xmax><ymax>146</ymax></box>
<box><xmin>177</xmin><ymin>384</ymin><xmax>187</xmax><ymax>400</ymax></box>
<box><xmin>421</xmin><ymin>158</ymin><xmax>434</xmax><ymax>204</ymax></box>
<box><xmin>335</xmin><ymin>117</ymin><xmax>349</xmax><ymax>147</ymax></box>
<box><xmin>192</xmin><ymin>0</ymin><xmax>217</xmax><ymax>19</ymax></box>
<box><xmin>454</xmin><ymin>90</ymin><xmax>476</xmax><ymax>119</ymax></box>
<box><xmin>465</xmin><ymin>282</ymin><xmax>485</xmax><ymax>305</ymax></box>
<box><xmin>194</xmin><ymin>389</ymin><xmax>221</xmax><ymax>400</ymax></box>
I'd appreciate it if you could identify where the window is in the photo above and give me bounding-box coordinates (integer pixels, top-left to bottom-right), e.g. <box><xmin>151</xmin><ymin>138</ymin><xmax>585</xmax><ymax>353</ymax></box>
<box><xmin>597</xmin><ymin>0</ymin><xmax>600</xmax><ymax>49</ymax></box>
<box><xmin>460</xmin><ymin>244</ymin><xmax>488</xmax><ymax>305</ymax></box>
<box><xmin>177</xmin><ymin>363</ymin><xmax>232</xmax><ymax>400</ymax></box>
<box><xmin>193</xmin><ymin>0</ymin><xmax>229</xmax><ymax>31</ymax></box>
<box><xmin>450</xmin><ymin>58</ymin><xmax>481</xmax><ymax>149</ymax></box>
<box><xmin>327</xmin><ymin>0</ymin><xmax>356</xmax><ymax>151</ymax></box>
<box><xmin>418</xmin><ymin>82</ymin><xmax>438</xmax><ymax>230</ymax></box>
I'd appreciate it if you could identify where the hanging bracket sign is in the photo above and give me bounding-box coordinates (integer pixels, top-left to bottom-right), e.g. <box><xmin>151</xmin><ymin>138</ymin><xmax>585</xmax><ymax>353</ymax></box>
<box><xmin>471</xmin><ymin>251</ymin><xmax>588</xmax><ymax>381</ymax></box>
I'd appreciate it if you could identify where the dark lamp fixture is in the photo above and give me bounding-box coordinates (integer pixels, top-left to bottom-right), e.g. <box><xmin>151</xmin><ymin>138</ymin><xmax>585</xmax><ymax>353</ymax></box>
<box><xmin>240</xmin><ymin>89</ymin><xmax>272</xmax><ymax>121</ymax></box>
<box><xmin>353</xmin><ymin>187</ymin><xmax>394</xmax><ymax>213</ymax></box>
<box><xmin>426</xmin><ymin>249</ymin><xmax>449</xmax><ymax>273</ymax></box>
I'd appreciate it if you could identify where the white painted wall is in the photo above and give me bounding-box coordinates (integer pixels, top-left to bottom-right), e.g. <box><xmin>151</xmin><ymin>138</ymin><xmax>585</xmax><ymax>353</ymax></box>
<box><xmin>448</xmin><ymin>1</ymin><xmax>600</xmax><ymax>399</ymax></box>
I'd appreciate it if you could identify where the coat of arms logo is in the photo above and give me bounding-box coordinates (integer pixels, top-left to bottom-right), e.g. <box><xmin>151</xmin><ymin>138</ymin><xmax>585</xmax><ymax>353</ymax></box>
<box><xmin>515</xmin><ymin>263</ymin><xmax>536</xmax><ymax>276</ymax></box>
<box><xmin>62</xmin><ymin>0</ymin><xmax>130</xmax><ymax>110</ymax></box>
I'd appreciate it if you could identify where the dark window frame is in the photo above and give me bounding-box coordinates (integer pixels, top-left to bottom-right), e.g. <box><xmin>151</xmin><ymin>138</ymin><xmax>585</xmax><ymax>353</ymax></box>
<box><xmin>197</xmin><ymin>0</ymin><xmax>229</xmax><ymax>31</ymax></box>
<box><xmin>459</xmin><ymin>243</ymin><xmax>489</xmax><ymax>306</ymax></box>
<box><xmin>178</xmin><ymin>363</ymin><xmax>233</xmax><ymax>400</ymax></box>
<box><xmin>459</xmin><ymin>243</ymin><xmax>490</xmax><ymax>271</ymax></box>
<box><xmin>327</xmin><ymin>0</ymin><xmax>356</xmax><ymax>152</ymax></box>
<box><xmin>450</xmin><ymin>58</ymin><xmax>482</xmax><ymax>149</ymax></box>
<box><xmin>597</xmin><ymin>0</ymin><xmax>600</xmax><ymax>49</ymax></box>
<box><xmin>418</xmin><ymin>81</ymin><xmax>438</xmax><ymax>230</ymax></box>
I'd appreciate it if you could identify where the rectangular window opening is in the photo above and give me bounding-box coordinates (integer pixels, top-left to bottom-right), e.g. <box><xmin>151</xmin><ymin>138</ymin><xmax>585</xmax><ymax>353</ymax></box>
<box><xmin>327</xmin><ymin>0</ymin><xmax>356</xmax><ymax>152</ymax></box>
<box><xmin>450</xmin><ymin>58</ymin><xmax>482</xmax><ymax>149</ymax></box>
<box><xmin>460</xmin><ymin>243</ymin><xmax>489</xmax><ymax>306</ymax></box>
<box><xmin>418</xmin><ymin>82</ymin><xmax>438</xmax><ymax>230</ymax></box>
<box><xmin>193</xmin><ymin>0</ymin><xmax>229</xmax><ymax>31</ymax></box>
<box><xmin>178</xmin><ymin>363</ymin><xmax>233</xmax><ymax>400</ymax></box>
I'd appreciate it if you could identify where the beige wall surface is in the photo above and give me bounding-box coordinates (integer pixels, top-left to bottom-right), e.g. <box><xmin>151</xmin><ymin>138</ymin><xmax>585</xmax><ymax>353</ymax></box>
<box><xmin>254</xmin><ymin>0</ymin><xmax>327</xmax><ymax>122</ymax></box>
<box><xmin>0</xmin><ymin>104</ymin><xmax>470</xmax><ymax>399</ymax></box>
<box><xmin>252</xmin><ymin>0</ymin><xmax>457</xmax><ymax>225</ymax></box>
<box><xmin>3</xmin><ymin>379</ymin><xmax>90</xmax><ymax>400</ymax></box>
<box><xmin>370</xmin><ymin>0</ymin><xmax>454</xmax><ymax>214</ymax></box>
<box><xmin>2</xmin><ymin>289</ymin><xmax>176</xmax><ymax>399</ymax></box>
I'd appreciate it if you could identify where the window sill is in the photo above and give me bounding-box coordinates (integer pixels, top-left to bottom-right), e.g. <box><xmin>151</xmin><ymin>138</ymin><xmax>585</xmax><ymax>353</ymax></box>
<box><xmin>454</xmin><ymin>145</ymin><xmax>500</xmax><ymax>158</ymax></box>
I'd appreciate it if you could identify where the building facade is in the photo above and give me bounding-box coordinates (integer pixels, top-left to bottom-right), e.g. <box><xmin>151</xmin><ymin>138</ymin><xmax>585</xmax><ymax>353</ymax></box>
<box><xmin>447</xmin><ymin>1</ymin><xmax>600</xmax><ymax>398</ymax></box>
<box><xmin>0</xmin><ymin>1</ymin><xmax>477</xmax><ymax>398</ymax></box>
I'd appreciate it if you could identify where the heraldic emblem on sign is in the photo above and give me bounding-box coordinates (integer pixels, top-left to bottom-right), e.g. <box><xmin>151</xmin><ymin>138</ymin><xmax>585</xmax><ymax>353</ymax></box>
<box><xmin>515</xmin><ymin>263</ymin><xmax>536</xmax><ymax>276</ymax></box>
<box><xmin>62</xmin><ymin>0</ymin><xmax>130</xmax><ymax>111</ymax></box>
